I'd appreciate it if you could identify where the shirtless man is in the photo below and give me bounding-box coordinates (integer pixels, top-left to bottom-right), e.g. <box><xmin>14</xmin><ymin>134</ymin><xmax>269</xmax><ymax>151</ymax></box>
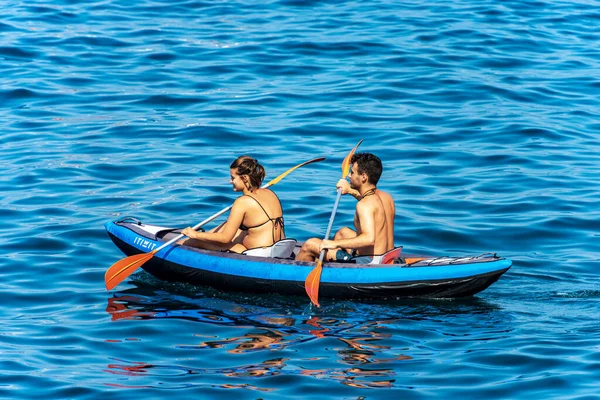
<box><xmin>296</xmin><ymin>153</ymin><xmax>395</xmax><ymax>264</ymax></box>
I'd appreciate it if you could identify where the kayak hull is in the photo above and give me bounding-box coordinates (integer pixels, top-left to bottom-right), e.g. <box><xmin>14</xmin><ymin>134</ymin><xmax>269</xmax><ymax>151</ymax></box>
<box><xmin>105</xmin><ymin>218</ymin><xmax>512</xmax><ymax>300</ymax></box>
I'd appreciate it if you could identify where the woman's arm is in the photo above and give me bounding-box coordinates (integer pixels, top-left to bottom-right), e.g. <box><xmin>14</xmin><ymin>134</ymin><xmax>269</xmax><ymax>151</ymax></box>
<box><xmin>181</xmin><ymin>197</ymin><xmax>247</xmax><ymax>244</ymax></box>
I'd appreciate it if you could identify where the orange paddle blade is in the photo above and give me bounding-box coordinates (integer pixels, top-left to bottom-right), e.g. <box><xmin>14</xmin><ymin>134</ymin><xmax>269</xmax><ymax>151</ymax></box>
<box><xmin>403</xmin><ymin>257</ymin><xmax>427</xmax><ymax>265</ymax></box>
<box><xmin>302</xmin><ymin>140</ymin><xmax>362</xmax><ymax>308</ymax></box>
<box><xmin>304</xmin><ymin>261</ymin><xmax>323</xmax><ymax>308</ymax></box>
<box><xmin>341</xmin><ymin>139</ymin><xmax>363</xmax><ymax>178</ymax></box>
<box><xmin>105</xmin><ymin>250</ymin><xmax>157</xmax><ymax>290</ymax></box>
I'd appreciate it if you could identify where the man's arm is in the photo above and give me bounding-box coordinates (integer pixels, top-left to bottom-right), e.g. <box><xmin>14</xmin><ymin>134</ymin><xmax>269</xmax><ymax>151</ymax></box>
<box><xmin>337</xmin><ymin>179</ymin><xmax>361</xmax><ymax>200</ymax></box>
<box><xmin>321</xmin><ymin>201</ymin><xmax>376</xmax><ymax>251</ymax></box>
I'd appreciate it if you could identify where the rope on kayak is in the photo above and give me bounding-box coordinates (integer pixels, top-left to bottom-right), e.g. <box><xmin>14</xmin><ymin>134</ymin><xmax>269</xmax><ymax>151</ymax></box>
<box><xmin>402</xmin><ymin>253</ymin><xmax>501</xmax><ymax>267</ymax></box>
<box><xmin>116</xmin><ymin>216</ymin><xmax>142</xmax><ymax>225</ymax></box>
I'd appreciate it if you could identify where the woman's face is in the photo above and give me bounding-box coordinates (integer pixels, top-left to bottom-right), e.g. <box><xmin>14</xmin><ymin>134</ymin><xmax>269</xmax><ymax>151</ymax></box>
<box><xmin>230</xmin><ymin>168</ymin><xmax>247</xmax><ymax>191</ymax></box>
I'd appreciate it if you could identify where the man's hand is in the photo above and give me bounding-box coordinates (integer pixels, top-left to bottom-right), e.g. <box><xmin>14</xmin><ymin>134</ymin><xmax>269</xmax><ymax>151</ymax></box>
<box><xmin>181</xmin><ymin>227</ymin><xmax>198</xmax><ymax>240</ymax></box>
<box><xmin>319</xmin><ymin>239</ymin><xmax>337</xmax><ymax>252</ymax></box>
<box><xmin>336</xmin><ymin>179</ymin><xmax>351</xmax><ymax>195</ymax></box>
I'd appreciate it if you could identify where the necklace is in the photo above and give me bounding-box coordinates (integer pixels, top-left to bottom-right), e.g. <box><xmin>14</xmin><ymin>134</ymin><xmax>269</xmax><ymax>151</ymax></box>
<box><xmin>361</xmin><ymin>188</ymin><xmax>377</xmax><ymax>199</ymax></box>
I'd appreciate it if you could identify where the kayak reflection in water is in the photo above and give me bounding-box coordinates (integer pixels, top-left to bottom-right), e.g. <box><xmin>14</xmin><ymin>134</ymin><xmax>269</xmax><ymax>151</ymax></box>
<box><xmin>180</xmin><ymin>156</ymin><xmax>286</xmax><ymax>253</ymax></box>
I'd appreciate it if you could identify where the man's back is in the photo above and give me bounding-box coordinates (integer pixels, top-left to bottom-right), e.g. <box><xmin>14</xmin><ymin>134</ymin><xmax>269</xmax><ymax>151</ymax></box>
<box><xmin>354</xmin><ymin>193</ymin><xmax>390</xmax><ymax>256</ymax></box>
<box><xmin>376</xmin><ymin>189</ymin><xmax>395</xmax><ymax>250</ymax></box>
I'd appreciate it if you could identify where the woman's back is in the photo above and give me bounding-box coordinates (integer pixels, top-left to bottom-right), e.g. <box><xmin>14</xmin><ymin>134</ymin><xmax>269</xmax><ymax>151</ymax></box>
<box><xmin>180</xmin><ymin>156</ymin><xmax>286</xmax><ymax>254</ymax></box>
<box><xmin>240</xmin><ymin>188</ymin><xmax>285</xmax><ymax>248</ymax></box>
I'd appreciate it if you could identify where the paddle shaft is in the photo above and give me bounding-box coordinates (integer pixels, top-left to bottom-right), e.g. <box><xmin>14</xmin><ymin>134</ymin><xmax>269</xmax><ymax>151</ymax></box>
<box><xmin>153</xmin><ymin>206</ymin><xmax>232</xmax><ymax>253</ymax></box>
<box><xmin>318</xmin><ymin>187</ymin><xmax>343</xmax><ymax>263</ymax></box>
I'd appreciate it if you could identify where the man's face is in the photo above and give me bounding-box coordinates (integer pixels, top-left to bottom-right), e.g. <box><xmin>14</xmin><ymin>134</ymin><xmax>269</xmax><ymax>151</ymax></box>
<box><xmin>348</xmin><ymin>162</ymin><xmax>361</xmax><ymax>189</ymax></box>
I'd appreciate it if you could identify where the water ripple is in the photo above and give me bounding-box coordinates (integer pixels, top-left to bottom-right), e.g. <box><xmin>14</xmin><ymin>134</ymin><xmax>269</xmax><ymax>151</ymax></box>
<box><xmin>2</xmin><ymin>0</ymin><xmax>600</xmax><ymax>398</ymax></box>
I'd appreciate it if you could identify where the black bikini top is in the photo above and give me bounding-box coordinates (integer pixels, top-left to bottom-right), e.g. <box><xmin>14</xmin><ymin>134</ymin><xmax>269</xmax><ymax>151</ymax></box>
<box><xmin>239</xmin><ymin>194</ymin><xmax>285</xmax><ymax>243</ymax></box>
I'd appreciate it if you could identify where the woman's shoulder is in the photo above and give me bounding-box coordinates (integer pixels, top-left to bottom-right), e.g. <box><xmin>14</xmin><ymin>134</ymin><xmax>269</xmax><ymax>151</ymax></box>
<box><xmin>258</xmin><ymin>187</ymin><xmax>275</xmax><ymax>194</ymax></box>
<box><xmin>255</xmin><ymin>189</ymin><xmax>283</xmax><ymax>210</ymax></box>
<box><xmin>234</xmin><ymin>191</ymin><xmax>274</xmax><ymax>206</ymax></box>
<box><xmin>233</xmin><ymin>194</ymin><xmax>256</xmax><ymax>208</ymax></box>
<box><xmin>256</xmin><ymin>188</ymin><xmax>279</xmax><ymax>199</ymax></box>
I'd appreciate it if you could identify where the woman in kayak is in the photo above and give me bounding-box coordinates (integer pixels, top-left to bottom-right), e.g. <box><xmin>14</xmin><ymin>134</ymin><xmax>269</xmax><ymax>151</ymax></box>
<box><xmin>180</xmin><ymin>156</ymin><xmax>285</xmax><ymax>253</ymax></box>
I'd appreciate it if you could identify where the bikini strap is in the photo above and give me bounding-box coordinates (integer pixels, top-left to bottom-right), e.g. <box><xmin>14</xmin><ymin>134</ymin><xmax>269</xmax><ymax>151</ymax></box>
<box><xmin>243</xmin><ymin>194</ymin><xmax>285</xmax><ymax>243</ymax></box>
<box><xmin>245</xmin><ymin>194</ymin><xmax>271</xmax><ymax>219</ymax></box>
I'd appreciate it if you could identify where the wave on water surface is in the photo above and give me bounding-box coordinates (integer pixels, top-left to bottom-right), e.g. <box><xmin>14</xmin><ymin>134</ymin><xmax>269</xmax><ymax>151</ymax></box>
<box><xmin>1</xmin><ymin>0</ymin><xmax>600</xmax><ymax>398</ymax></box>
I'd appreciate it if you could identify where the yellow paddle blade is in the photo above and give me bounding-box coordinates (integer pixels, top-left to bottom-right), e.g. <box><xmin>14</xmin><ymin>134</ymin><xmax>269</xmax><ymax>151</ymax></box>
<box><xmin>265</xmin><ymin>157</ymin><xmax>326</xmax><ymax>187</ymax></box>
<box><xmin>304</xmin><ymin>260</ymin><xmax>323</xmax><ymax>308</ymax></box>
<box><xmin>341</xmin><ymin>139</ymin><xmax>363</xmax><ymax>178</ymax></box>
<box><xmin>105</xmin><ymin>250</ymin><xmax>157</xmax><ymax>290</ymax></box>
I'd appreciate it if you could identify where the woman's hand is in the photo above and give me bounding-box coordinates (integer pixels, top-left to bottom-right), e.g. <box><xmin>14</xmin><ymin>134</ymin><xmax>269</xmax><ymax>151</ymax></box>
<box><xmin>182</xmin><ymin>227</ymin><xmax>198</xmax><ymax>239</ymax></box>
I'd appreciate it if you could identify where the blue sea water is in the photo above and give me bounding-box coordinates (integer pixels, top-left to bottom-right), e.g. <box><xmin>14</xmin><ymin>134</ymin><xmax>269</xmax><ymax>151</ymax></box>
<box><xmin>1</xmin><ymin>0</ymin><xmax>600</xmax><ymax>398</ymax></box>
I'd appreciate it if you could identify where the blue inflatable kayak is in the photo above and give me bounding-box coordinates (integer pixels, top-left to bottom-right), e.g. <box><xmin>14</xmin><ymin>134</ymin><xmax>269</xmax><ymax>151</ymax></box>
<box><xmin>105</xmin><ymin>217</ymin><xmax>511</xmax><ymax>300</ymax></box>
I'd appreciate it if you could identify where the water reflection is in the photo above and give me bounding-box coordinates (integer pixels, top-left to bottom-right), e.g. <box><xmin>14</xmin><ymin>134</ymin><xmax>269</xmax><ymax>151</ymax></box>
<box><xmin>106</xmin><ymin>296</ymin><xmax>154</xmax><ymax>321</ymax></box>
<box><xmin>104</xmin><ymin>286</ymin><xmax>507</xmax><ymax>390</ymax></box>
<box><xmin>191</xmin><ymin>328</ymin><xmax>290</xmax><ymax>353</ymax></box>
<box><xmin>105</xmin><ymin>355</ymin><xmax>398</xmax><ymax>390</ymax></box>
<box><xmin>300</xmin><ymin>366</ymin><xmax>396</xmax><ymax>389</ymax></box>
<box><xmin>105</xmin><ymin>356</ymin><xmax>398</xmax><ymax>390</ymax></box>
<box><xmin>106</xmin><ymin>356</ymin><xmax>287</xmax><ymax>380</ymax></box>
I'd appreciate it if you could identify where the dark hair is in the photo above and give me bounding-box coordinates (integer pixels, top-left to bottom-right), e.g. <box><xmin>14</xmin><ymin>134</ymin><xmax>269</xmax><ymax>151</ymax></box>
<box><xmin>351</xmin><ymin>153</ymin><xmax>382</xmax><ymax>185</ymax></box>
<box><xmin>230</xmin><ymin>156</ymin><xmax>265</xmax><ymax>189</ymax></box>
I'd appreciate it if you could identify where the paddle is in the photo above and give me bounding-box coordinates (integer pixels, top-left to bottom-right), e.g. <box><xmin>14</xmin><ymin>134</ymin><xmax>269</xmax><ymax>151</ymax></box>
<box><xmin>104</xmin><ymin>157</ymin><xmax>326</xmax><ymax>290</ymax></box>
<box><xmin>304</xmin><ymin>140</ymin><xmax>363</xmax><ymax>308</ymax></box>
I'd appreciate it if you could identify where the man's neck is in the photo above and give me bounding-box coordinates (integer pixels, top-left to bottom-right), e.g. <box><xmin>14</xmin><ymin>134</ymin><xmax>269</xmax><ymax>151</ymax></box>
<box><xmin>358</xmin><ymin>185</ymin><xmax>377</xmax><ymax>198</ymax></box>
